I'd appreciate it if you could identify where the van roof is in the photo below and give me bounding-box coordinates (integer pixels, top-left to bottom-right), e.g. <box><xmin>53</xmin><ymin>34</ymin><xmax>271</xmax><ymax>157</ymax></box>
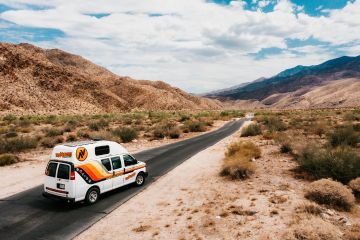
<box><xmin>51</xmin><ymin>140</ymin><xmax>129</xmax><ymax>163</ymax></box>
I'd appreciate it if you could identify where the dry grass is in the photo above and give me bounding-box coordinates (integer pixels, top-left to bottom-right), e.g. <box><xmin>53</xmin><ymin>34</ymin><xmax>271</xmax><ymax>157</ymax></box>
<box><xmin>343</xmin><ymin>224</ymin><xmax>360</xmax><ymax>240</ymax></box>
<box><xmin>132</xmin><ymin>225</ymin><xmax>151</xmax><ymax>232</ymax></box>
<box><xmin>305</xmin><ymin>179</ymin><xmax>355</xmax><ymax>211</ymax></box>
<box><xmin>220</xmin><ymin>141</ymin><xmax>260</xmax><ymax>180</ymax></box>
<box><xmin>282</xmin><ymin>217</ymin><xmax>341</xmax><ymax>240</ymax></box>
<box><xmin>295</xmin><ymin>203</ymin><xmax>323</xmax><ymax>216</ymax></box>
<box><xmin>0</xmin><ymin>154</ymin><xmax>20</xmax><ymax>166</ymax></box>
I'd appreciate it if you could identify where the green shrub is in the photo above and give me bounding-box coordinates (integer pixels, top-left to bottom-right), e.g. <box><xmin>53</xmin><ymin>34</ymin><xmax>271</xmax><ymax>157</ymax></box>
<box><xmin>2</xmin><ymin>114</ymin><xmax>17</xmax><ymax>122</ymax></box>
<box><xmin>297</xmin><ymin>146</ymin><xmax>360</xmax><ymax>184</ymax></box>
<box><xmin>328</xmin><ymin>126</ymin><xmax>360</xmax><ymax>147</ymax></box>
<box><xmin>280</xmin><ymin>143</ymin><xmax>293</xmax><ymax>154</ymax></box>
<box><xmin>44</xmin><ymin>127</ymin><xmax>64</xmax><ymax>137</ymax></box>
<box><xmin>305</xmin><ymin>179</ymin><xmax>355</xmax><ymax>211</ymax></box>
<box><xmin>241</xmin><ymin>123</ymin><xmax>262</xmax><ymax>137</ymax></box>
<box><xmin>183</xmin><ymin>120</ymin><xmax>207</xmax><ymax>132</ymax></box>
<box><xmin>153</xmin><ymin>122</ymin><xmax>180</xmax><ymax>139</ymax></box>
<box><xmin>88</xmin><ymin>119</ymin><xmax>109</xmax><ymax>131</ymax></box>
<box><xmin>262</xmin><ymin>116</ymin><xmax>287</xmax><ymax>132</ymax></box>
<box><xmin>111</xmin><ymin>127</ymin><xmax>138</xmax><ymax>143</ymax></box>
<box><xmin>0</xmin><ymin>154</ymin><xmax>20</xmax><ymax>166</ymax></box>
<box><xmin>0</xmin><ymin>137</ymin><xmax>38</xmax><ymax>153</ymax></box>
<box><xmin>67</xmin><ymin>134</ymin><xmax>77</xmax><ymax>142</ymax></box>
<box><xmin>168</xmin><ymin>128</ymin><xmax>181</xmax><ymax>139</ymax></box>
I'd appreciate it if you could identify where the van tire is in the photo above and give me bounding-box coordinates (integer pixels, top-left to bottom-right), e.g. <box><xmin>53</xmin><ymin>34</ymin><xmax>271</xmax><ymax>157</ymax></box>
<box><xmin>85</xmin><ymin>187</ymin><xmax>100</xmax><ymax>204</ymax></box>
<box><xmin>135</xmin><ymin>173</ymin><xmax>145</xmax><ymax>186</ymax></box>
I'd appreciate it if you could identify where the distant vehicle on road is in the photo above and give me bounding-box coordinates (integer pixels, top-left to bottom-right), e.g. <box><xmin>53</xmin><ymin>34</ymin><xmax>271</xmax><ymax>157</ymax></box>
<box><xmin>43</xmin><ymin>140</ymin><xmax>148</xmax><ymax>204</ymax></box>
<box><xmin>245</xmin><ymin>112</ymin><xmax>254</xmax><ymax>119</ymax></box>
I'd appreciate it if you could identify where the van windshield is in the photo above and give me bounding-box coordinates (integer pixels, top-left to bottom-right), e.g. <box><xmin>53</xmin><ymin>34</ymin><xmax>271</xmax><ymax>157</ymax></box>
<box><xmin>46</xmin><ymin>162</ymin><xmax>58</xmax><ymax>177</ymax></box>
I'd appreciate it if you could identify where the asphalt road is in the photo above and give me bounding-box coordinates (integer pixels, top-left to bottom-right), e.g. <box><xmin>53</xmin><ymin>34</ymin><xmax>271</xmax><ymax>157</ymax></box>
<box><xmin>0</xmin><ymin>119</ymin><xmax>246</xmax><ymax>240</ymax></box>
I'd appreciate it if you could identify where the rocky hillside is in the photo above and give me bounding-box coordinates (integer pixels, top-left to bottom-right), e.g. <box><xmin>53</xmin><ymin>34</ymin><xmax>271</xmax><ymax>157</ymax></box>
<box><xmin>207</xmin><ymin>55</ymin><xmax>360</xmax><ymax>109</ymax></box>
<box><xmin>0</xmin><ymin>42</ymin><xmax>221</xmax><ymax>114</ymax></box>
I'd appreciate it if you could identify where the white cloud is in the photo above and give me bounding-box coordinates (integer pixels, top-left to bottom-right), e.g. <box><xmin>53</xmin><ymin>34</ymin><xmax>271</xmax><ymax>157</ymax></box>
<box><xmin>0</xmin><ymin>0</ymin><xmax>359</xmax><ymax>93</ymax></box>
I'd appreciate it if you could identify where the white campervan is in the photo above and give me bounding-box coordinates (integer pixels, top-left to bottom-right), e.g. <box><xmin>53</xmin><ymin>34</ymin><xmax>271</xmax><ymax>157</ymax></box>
<box><xmin>43</xmin><ymin>140</ymin><xmax>148</xmax><ymax>204</ymax></box>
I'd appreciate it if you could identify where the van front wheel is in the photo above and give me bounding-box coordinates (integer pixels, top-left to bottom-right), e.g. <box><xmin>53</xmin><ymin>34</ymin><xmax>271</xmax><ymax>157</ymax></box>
<box><xmin>85</xmin><ymin>187</ymin><xmax>99</xmax><ymax>204</ymax></box>
<box><xmin>135</xmin><ymin>173</ymin><xmax>145</xmax><ymax>186</ymax></box>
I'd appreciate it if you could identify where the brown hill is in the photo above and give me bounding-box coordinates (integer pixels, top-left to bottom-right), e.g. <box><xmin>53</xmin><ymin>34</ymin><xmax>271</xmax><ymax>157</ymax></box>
<box><xmin>223</xmin><ymin>78</ymin><xmax>360</xmax><ymax>109</ymax></box>
<box><xmin>0</xmin><ymin>42</ymin><xmax>221</xmax><ymax>115</ymax></box>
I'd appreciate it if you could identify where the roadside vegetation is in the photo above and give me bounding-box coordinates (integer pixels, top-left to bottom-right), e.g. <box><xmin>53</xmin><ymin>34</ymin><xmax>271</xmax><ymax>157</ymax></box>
<box><xmin>0</xmin><ymin>110</ymin><xmax>244</xmax><ymax>166</ymax></box>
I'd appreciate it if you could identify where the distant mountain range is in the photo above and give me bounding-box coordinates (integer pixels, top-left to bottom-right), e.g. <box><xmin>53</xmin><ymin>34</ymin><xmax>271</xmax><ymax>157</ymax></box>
<box><xmin>0</xmin><ymin>42</ymin><xmax>221</xmax><ymax>114</ymax></box>
<box><xmin>206</xmin><ymin>55</ymin><xmax>360</xmax><ymax>109</ymax></box>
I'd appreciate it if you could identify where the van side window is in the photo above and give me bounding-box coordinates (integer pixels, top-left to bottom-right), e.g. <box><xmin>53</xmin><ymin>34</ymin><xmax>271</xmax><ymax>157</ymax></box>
<box><xmin>46</xmin><ymin>162</ymin><xmax>58</xmax><ymax>177</ymax></box>
<box><xmin>57</xmin><ymin>164</ymin><xmax>70</xmax><ymax>179</ymax></box>
<box><xmin>101</xmin><ymin>158</ymin><xmax>112</xmax><ymax>171</ymax></box>
<box><xmin>123</xmin><ymin>154</ymin><xmax>137</xmax><ymax>167</ymax></box>
<box><xmin>95</xmin><ymin>145</ymin><xmax>110</xmax><ymax>156</ymax></box>
<box><xmin>111</xmin><ymin>157</ymin><xmax>122</xmax><ymax>170</ymax></box>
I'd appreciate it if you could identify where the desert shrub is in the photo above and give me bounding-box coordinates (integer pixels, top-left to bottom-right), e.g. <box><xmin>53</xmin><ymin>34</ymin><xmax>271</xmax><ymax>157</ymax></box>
<box><xmin>44</xmin><ymin>127</ymin><xmax>64</xmax><ymax>137</ymax></box>
<box><xmin>88</xmin><ymin>119</ymin><xmax>109</xmax><ymax>131</ymax></box>
<box><xmin>42</xmin><ymin>137</ymin><xmax>63</xmax><ymax>148</ymax></box>
<box><xmin>241</xmin><ymin>123</ymin><xmax>262</xmax><ymax>137</ymax></box>
<box><xmin>179</xmin><ymin>114</ymin><xmax>191</xmax><ymax>122</ymax></box>
<box><xmin>280</xmin><ymin>143</ymin><xmax>293</xmax><ymax>154</ymax></box>
<box><xmin>295</xmin><ymin>203</ymin><xmax>322</xmax><ymax>216</ymax></box>
<box><xmin>0</xmin><ymin>154</ymin><xmax>20</xmax><ymax>166</ymax></box>
<box><xmin>305</xmin><ymin>179</ymin><xmax>355</xmax><ymax>211</ymax></box>
<box><xmin>262</xmin><ymin>116</ymin><xmax>287</xmax><ymax>132</ymax></box>
<box><xmin>282</xmin><ymin>217</ymin><xmax>341</xmax><ymax>240</ymax></box>
<box><xmin>297</xmin><ymin>146</ymin><xmax>360</xmax><ymax>184</ymax></box>
<box><xmin>111</xmin><ymin>127</ymin><xmax>138</xmax><ymax>143</ymax></box>
<box><xmin>220</xmin><ymin>141</ymin><xmax>260</xmax><ymax>180</ymax></box>
<box><xmin>183</xmin><ymin>120</ymin><xmax>207</xmax><ymax>132</ymax></box>
<box><xmin>2</xmin><ymin>114</ymin><xmax>17</xmax><ymax>122</ymax></box>
<box><xmin>344</xmin><ymin>112</ymin><xmax>360</xmax><ymax>121</ymax></box>
<box><xmin>311</xmin><ymin>123</ymin><xmax>326</xmax><ymax>137</ymax></box>
<box><xmin>66</xmin><ymin>134</ymin><xmax>77</xmax><ymax>142</ymax></box>
<box><xmin>348</xmin><ymin>177</ymin><xmax>360</xmax><ymax>197</ymax></box>
<box><xmin>168</xmin><ymin>128</ymin><xmax>181</xmax><ymax>139</ymax></box>
<box><xmin>328</xmin><ymin>126</ymin><xmax>360</xmax><ymax>147</ymax></box>
<box><xmin>0</xmin><ymin>137</ymin><xmax>38</xmax><ymax>153</ymax></box>
<box><xmin>77</xmin><ymin>130</ymin><xmax>90</xmax><ymax>139</ymax></box>
<box><xmin>226</xmin><ymin>141</ymin><xmax>261</xmax><ymax>158</ymax></box>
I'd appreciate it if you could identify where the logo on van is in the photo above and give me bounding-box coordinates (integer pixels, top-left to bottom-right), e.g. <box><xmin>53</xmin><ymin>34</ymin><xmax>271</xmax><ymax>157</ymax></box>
<box><xmin>76</xmin><ymin>147</ymin><xmax>88</xmax><ymax>161</ymax></box>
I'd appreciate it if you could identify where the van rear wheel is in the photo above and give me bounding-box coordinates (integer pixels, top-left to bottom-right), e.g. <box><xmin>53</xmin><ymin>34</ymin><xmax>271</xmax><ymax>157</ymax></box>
<box><xmin>85</xmin><ymin>187</ymin><xmax>99</xmax><ymax>204</ymax></box>
<box><xmin>135</xmin><ymin>173</ymin><xmax>145</xmax><ymax>186</ymax></box>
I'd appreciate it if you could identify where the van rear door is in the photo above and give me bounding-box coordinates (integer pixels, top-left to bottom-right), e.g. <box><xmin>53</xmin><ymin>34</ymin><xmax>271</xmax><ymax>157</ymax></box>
<box><xmin>44</xmin><ymin>161</ymin><xmax>75</xmax><ymax>198</ymax></box>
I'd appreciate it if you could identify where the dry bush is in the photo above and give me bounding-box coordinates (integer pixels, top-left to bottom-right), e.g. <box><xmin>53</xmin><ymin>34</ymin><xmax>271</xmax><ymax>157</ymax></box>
<box><xmin>295</xmin><ymin>203</ymin><xmax>323</xmax><ymax>216</ymax></box>
<box><xmin>111</xmin><ymin>127</ymin><xmax>138</xmax><ymax>143</ymax></box>
<box><xmin>241</xmin><ymin>123</ymin><xmax>262</xmax><ymax>137</ymax></box>
<box><xmin>220</xmin><ymin>141</ymin><xmax>260</xmax><ymax>180</ymax></box>
<box><xmin>348</xmin><ymin>177</ymin><xmax>360</xmax><ymax>197</ymax></box>
<box><xmin>153</xmin><ymin>122</ymin><xmax>180</xmax><ymax>139</ymax></box>
<box><xmin>343</xmin><ymin>224</ymin><xmax>360</xmax><ymax>240</ymax></box>
<box><xmin>328</xmin><ymin>126</ymin><xmax>360</xmax><ymax>147</ymax></box>
<box><xmin>282</xmin><ymin>217</ymin><xmax>341</xmax><ymax>240</ymax></box>
<box><xmin>88</xmin><ymin>119</ymin><xmax>109</xmax><ymax>131</ymax></box>
<box><xmin>182</xmin><ymin>120</ymin><xmax>207</xmax><ymax>132</ymax></box>
<box><xmin>44</xmin><ymin>127</ymin><xmax>64</xmax><ymax>137</ymax></box>
<box><xmin>297</xmin><ymin>145</ymin><xmax>360</xmax><ymax>184</ymax></box>
<box><xmin>305</xmin><ymin>179</ymin><xmax>355</xmax><ymax>211</ymax></box>
<box><xmin>0</xmin><ymin>137</ymin><xmax>38</xmax><ymax>153</ymax></box>
<box><xmin>41</xmin><ymin>137</ymin><xmax>63</xmax><ymax>148</ymax></box>
<box><xmin>132</xmin><ymin>225</ymin><xmax>151</xmax><ymax>232</ymax></box>
<box><xmin>0</xmin><ymin>154</ymin><xmax>19</xmax><ymax>166</ymax></box>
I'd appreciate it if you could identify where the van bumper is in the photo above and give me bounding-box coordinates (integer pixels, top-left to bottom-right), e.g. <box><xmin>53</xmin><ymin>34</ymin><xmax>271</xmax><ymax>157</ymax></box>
<box><xmin>42</xmin><ymin>191</ymin><xmax>75</xmax><ymax>203</ymax></box>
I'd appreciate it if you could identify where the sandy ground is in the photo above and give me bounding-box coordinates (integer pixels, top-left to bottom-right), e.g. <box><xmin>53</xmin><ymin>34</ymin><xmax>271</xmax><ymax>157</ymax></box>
<box><xmin>76</xmin><ymin>122</ymin><xmax>360</xmax><ymax>240</ymax></box>
<box><xmin>0</xmin><ymin>120</ymin><xmax>227</xmax><ymax>199</ymax></box>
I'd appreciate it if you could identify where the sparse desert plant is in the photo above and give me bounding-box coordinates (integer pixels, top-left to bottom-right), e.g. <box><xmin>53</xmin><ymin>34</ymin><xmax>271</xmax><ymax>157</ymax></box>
<box><xmin>305</xmin><ymin>179</ymin><xmax>355</xmax><ymax>211</ymax></box>
<box><xmin>111</xmin><ymin>127</ymin><xmax>138</xmax><ymax>143</ymax></box>
<box><xmin>328</xmin><ymin>126</ymin><xmax>360</xmax><ymax>147</ymax></box>
<box><xmin>261</xmin><ymin>116</ymin><xmax>287</xmax><ymax>132</ymax></box>
<box><xmin>220</xmin><ymin>141</ymin><xmax>260</xmax><ymax>180</ymax></box>
<box><xmin>66</xmin><ymin>134</ymin><xmax>77</xmax><ymax>142</ymax></box>
<box><xmin>153</xmin><ymin>122</ymin><xmax>179</xmax><ymax>139</ymax></box>
<box><xmin>348</xmin><ymin>177</ymin><xmax>360</xmax><ymax>197</ymax></box>
<box><xmin>295</xmin><ymin>203</ymin><xmax>323</xmax><ymax>216</ymax></box>
<box><xmin>168</xmin><ymin>128</ymin><xmax>181</xmax><ymax>139</ymax></box>
<box><xmin>2</xmin><ymin>114</ymin><xmax>17</xmax><ymax>122</ymax></box>
<box><xmin>297</xmin><ymin>146</ymin><xmax>360</xmax><ymax>184</ymax></box>
<box><xmin>4</xmin><ymin>131</ymin><xmax>18</xmax><ymax>138</ymax></box>
<box><xmin>282</xmin><ymin>217</ymin><xmax>341</xmax><ymax>240</ymax></box>
<box><xmin>0</xmin><ymin>137</ymin><xmax>38</xmax><ymax>153</ymax></box>
<box><xmin>241</xmin><ymin>123</ymin><xmax>262</xmax><ymax>137</ymax></box>
<box><xmin>77</xmin><ymin>130</ymin><xmax>90</xmax><ymax>139</ymax></box>
<box><xmin>88</xmin><ymin>119</ymin><xmax>109</xmax><ymax>131</ymax></box>
<box><xmin>183</xmin><ymin>120</ymin><xmax>207</xmax><ymax>132</ymax></box>
<box><xmin>280</xmin><ymin>142</ymin><xmax>293</xmax><ymax>154</ymax></box>
<box><xmin>44</xmin><ymin>127</ymin><xmax>64</xmax><ymax>137</ymax></box>
<box><xmin>0</xmin><ymin>154</ymin><xmax>20</xmax><ymax>166</ymax></box>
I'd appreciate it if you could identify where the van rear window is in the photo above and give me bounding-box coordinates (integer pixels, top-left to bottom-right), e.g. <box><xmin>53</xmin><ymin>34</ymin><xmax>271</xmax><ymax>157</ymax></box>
<box><xmin>57</xmin><ymin>164</ymin><xmax>70</xmax><ymax>179</ymax></box>
<box><xmin>46</xmin><ymin>162</ymin><xmax>58</xmax><ymax>177</ymax></box>
<box><xmin>95</xmin><ymin>145</ymin><xmax>110</xmax><ymax>156</ymax></box>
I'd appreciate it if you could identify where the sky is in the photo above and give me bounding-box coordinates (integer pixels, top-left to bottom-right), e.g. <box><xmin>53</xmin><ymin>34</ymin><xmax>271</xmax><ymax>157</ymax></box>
<box><xmin>0</xmin><ymin>0</ymin><xmax>359</xmax><ymax>93</ymax></box>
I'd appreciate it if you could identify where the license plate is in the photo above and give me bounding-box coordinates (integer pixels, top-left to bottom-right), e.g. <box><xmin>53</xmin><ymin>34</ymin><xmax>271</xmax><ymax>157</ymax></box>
<box><xmin>57</xmin><ymin>183</ymin><xmax>65</xmax><ymax>189</ymax></box>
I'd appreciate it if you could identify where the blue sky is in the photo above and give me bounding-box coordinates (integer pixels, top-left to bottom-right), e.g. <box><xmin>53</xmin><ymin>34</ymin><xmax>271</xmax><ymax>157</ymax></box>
<box><xmin>0</xmin><ymin>0</ymin><xmax>359</xmax><ymax>92</ymax></box>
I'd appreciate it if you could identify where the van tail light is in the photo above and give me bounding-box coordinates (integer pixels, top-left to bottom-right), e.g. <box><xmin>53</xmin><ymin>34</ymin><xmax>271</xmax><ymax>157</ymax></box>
<box><xmin>70</xmin><ymin>170</ymin><xmax>75</xmax><ymax>180</ymax></box>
